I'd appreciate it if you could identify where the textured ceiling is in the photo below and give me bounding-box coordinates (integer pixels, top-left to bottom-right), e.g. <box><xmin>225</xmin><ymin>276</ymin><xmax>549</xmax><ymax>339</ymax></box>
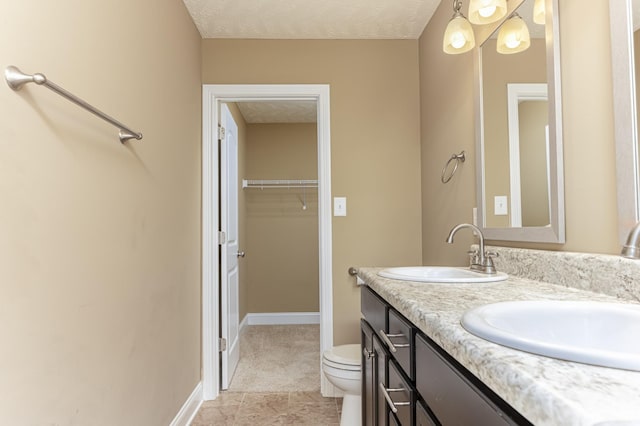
<box><xmin>182</xmin><ymin>0</ymin><xmax>441</xmax><ymax>39</ymax></box>
<box><xmin>235</xmin><ymin>101</ymin><xmax>317</xmax><ymax>123</ymax></box>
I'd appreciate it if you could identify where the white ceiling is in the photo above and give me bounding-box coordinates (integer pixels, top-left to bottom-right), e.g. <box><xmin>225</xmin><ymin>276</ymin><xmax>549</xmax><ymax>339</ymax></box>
<box><xmin>182</xmin><ymin>0</ymin><xmax>441</xmax><ymax>39</ymax></box>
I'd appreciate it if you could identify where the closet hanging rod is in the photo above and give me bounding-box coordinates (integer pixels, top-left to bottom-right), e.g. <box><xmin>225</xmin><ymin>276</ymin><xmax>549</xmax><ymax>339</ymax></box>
<box><xmin>5</xmin><ymin>65</ymin><xmax>143</xmax><ymax>143</ymax></box>
<box><xmin>242</xmin><ymin>179</ymin><xmax>318</xmax><ymax>189</ymax></box>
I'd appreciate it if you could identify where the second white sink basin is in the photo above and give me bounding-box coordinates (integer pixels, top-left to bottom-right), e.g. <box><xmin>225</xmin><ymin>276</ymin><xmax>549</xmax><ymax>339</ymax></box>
<box><xmin>461</xmin><ymin>300</ymin><xmax>640</xmax><ymax>371</ymax></box>
<box><xmin>378</xmin><ymin>266</ymin><xmax>508</xmax><ymax>283</ymax></box>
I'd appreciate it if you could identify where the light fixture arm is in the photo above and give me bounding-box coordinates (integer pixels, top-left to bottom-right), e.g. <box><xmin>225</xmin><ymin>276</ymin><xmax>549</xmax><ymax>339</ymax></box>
<box><xmin>452</xmin><ymin>0</ymin><xmax>463</xmax><ymax>15</ymax></box>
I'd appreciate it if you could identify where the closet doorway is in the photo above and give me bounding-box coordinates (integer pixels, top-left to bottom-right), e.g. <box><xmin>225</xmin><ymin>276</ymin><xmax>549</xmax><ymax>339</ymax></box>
<box><xmin>201</xmin><ymin>85</ymin><xmax>333</xmax><ymax>401</ymax></box>
<box><xmin>224</xmin><ymin>100</ymin><xmax>319</xmax><ymax>393</ymax></box>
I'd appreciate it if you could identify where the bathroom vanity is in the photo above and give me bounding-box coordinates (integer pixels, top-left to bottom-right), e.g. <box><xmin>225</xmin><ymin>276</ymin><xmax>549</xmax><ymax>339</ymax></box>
<box><xmin>359</xmin><ymin>247</ymin><xmax>640</xmax><ymax>426</ymax></box>
<box><xmin>361</xmin><ymin>285</ymin><xmax>529</xmax><ymax>425</ymax></box>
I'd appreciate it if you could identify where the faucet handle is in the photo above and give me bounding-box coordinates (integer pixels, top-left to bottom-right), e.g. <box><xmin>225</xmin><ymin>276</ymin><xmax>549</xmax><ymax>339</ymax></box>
<box><xmin>482</xmin><ymin>251</ymin><xmax>498</xmax><ymax>273</ymax></box>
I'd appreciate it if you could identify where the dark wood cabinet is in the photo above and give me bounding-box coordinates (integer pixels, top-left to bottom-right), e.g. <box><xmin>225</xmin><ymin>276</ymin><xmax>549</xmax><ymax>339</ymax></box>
<box><xmin>361</xmin><ymin>286</ymin><xmax>415</xmax><ymax>426</ymax></box>
<box><xmin>361</xmin><ymin>287</ymin><xmax>391</xmax><ymax>425</ymax></box>
<box><xmin>361</xmin><ymin>285</ymin><xmax>531</xmax><ymax>426</ymax></box>
<box><xmin>386</xmin><ymin>359</ymin><xmax>414</xmax><ymax>425</ymax></box>
<box><xmin>416</xmin><ymin>333</ymin><xmax>514</xmax><ymax>425</ymax></box>
<box><xmin>362</xmin><ymin>319</ymin><xmax>376</xmax><ymax>426</ymax></box>
<box><xmin>416</xmin><ymin>401</ymin><xmax>437</xmax><ymax>426</ymax></box>
<box><xmin>374</xmin><ymin>328</ymin><xmax>389</xmax><ymax>425</ymax></box>
<box><xmin>387</xmin><ymin>309</ymin><xmax>414</xmax><ymax>380</ymax></box>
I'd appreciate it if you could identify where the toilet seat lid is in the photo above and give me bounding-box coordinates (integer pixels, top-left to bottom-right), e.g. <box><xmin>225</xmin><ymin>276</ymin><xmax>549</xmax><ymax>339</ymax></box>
<box><xmin>323</xmin><ymin>344</ymin><xmax>361</xmax><ymax>366</ymax></box>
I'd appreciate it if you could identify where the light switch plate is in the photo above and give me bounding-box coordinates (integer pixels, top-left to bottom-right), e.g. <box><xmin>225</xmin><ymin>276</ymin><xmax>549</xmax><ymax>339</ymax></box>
<box><xmin>334</xmin><ymin>197</ymin><xmax>347</xmax><ymax>216</ymax></box>
<box><xmin>494</xmin><ymin>196</ymin><xmax>508</xmax><ymax>216</ymax></box>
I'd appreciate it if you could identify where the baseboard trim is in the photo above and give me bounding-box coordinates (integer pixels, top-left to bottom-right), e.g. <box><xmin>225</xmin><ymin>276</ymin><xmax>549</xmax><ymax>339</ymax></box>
<box><xmin>245</xmin><ymin>312</ymin><xmax>320</xmax><ymax>325</ymax></box>
<box><xmin>239</xmin><ymin>314</ymin><xmax>249</xmax><ymax>333</ymax></box>
<box><xmin>170</xmin><ymin>381</ymin><xmax>203</xmax><ymax>426</ymax></box>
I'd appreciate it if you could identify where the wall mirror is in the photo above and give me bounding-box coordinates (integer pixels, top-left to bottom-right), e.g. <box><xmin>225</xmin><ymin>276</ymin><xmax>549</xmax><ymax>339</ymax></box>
<box><xmin>474</xmin><ymin>0</ymin><xmax>565</xmax><ymax>243</ymax></box>
<box><xmin>610</xmin><ymin>0</ymin><xmax>640</xmax><ymax>244</ymax></box>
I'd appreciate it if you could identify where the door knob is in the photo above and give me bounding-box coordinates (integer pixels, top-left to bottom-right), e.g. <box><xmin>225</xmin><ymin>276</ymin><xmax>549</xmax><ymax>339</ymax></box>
<box><xmin>236</xmin><ymin>251</ymin><xmax>245</xmax><ymax>258</ymax></box>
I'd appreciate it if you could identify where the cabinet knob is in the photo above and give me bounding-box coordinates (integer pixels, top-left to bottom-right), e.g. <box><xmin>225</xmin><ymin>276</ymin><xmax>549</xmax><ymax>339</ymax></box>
<box><xmin>362</xmin><ymin>347</ymin><xmax>376</xmax><ymax>360</ymax></box>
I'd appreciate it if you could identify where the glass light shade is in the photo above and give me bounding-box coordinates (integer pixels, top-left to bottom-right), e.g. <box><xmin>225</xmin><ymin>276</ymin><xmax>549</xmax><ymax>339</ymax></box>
<box><xmin>496</xmin><ymin>15</ymin><xmax>531</xmax><ymax>54</ymax></box>
<box><xmin>443</xmin><ymin>15</ymin><xmax>476</xmax><ymax>54</ymax></box>
<box><xmin>533</xmin><ymin>0</ymin><xmax>545</xmax><ymax>25</ymax></box>
<box><xmin>468</xmin><ymin>0</ymin><xmax>507</xmax><ymax>25</ymax></box>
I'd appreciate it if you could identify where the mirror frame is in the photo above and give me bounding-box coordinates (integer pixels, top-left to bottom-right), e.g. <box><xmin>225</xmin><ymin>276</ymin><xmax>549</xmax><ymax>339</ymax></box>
<box><xmin>610</xmin><ymin>0</ymin><xmax>640</xmax><ymax>244</ymax></box>
<box><xmin>474</xmin><ymin>0</ymin><xmax>565</xmax><ymax>243</ymax></box>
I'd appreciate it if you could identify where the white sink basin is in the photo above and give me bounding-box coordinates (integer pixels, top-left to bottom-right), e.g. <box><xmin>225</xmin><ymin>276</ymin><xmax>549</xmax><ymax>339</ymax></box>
<box><xmin>377</xmin><ymin>266</ymin><xmax>508</xmax><ymax>283</ymax></box>
<box><xmin>461</xmin><ymin>300</ymin><xmax>640</xmax><ymax>371</ymax></box>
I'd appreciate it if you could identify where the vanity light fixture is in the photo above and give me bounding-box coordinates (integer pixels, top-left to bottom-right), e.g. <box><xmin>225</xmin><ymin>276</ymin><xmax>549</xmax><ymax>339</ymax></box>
<box><xmin>496</xmin><ymin>13</ymin><xmax>531</xmax><ymax>54</ymax></box>
<box><xmin>468</xmin><ymin>0</ymin><xmax>507</xmax><ymax>25</ymax></box>
<box><xmin>533</xmin><ymin>0</ymin><xmax>545</xmax><ymax>25</ymax></box>
<box><xmin>443</xmin><ymin>0</ymin><xmax>476</xmax><ymax>54</ymax></box>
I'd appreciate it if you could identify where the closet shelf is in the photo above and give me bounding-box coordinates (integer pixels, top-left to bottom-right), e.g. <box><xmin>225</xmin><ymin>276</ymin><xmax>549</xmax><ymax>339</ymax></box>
<box><xmin>242</xmin><ymin>179</ymin><xmax>318</xmax><ymax>189</ymax></box>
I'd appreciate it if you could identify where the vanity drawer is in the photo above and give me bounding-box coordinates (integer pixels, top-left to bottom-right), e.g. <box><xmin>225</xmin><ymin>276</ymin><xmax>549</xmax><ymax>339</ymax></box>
<box><xmin>383</xmin><ymin>360</ymin><xmax>414</xmax><ymax>425</ymax></box>
<box><xmin>415</xmin><ymin>333</ymin><xmax>512</xmax><ymax>426</ymax></box>
<box><xmin>384</xmin><ymin>308</ymin><xmax>414</xmax><ymax>380</ymax></box>
<box><xmin>362</xmin><ymin>286</ymin><xmax>387</xmax><ymax>334</ymax></box>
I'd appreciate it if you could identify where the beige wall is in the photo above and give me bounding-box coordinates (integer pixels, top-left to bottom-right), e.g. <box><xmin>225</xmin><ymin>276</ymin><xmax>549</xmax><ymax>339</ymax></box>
<box><xmin>245</xmin><ymin>123</ymin><xmax>319</xmax><ymax>313</ymax></box>
<box><xmin>1</xmin><ymin>2</ymin><xmax>202</xmax><ymax>425</ymax></box>
<box><xmin>419</xmin><ymin>2</ymin><xmax>477</xmax><ymax>265</ymax></box>
<box><xmin>420</xmin><ymin>0</ymin><xmax>619</xmax><ymax>263</ymax></box>
<box><xmin>202</xmin><ymin>40</ymin><xmax>423</xmax><ymax>344</ymax></box>
<box><xmin>519</xmin><ymin>100</ymin><xmax>550</xmax><ymax>226</ymax></box>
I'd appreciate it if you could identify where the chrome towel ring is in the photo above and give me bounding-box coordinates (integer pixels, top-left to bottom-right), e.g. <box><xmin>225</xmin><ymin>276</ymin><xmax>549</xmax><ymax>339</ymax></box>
<box><xmin>441</xmin><ymin>151</ymin><xmax>465</xmax><ymax>184</ymax></box>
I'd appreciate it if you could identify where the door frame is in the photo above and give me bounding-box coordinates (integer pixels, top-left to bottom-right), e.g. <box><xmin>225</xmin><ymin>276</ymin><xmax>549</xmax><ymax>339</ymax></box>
<box><xmin>201</xmin><ymin>84</ymin><xmax>333</xmax><ymax>400</ymax></box>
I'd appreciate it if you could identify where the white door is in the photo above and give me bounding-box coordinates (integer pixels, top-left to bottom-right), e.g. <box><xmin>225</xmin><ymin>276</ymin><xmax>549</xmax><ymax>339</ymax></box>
<box><xmin>220</xmin><ymin>103</ymin><xmax>241</xmax><ymax>389</ymax></box>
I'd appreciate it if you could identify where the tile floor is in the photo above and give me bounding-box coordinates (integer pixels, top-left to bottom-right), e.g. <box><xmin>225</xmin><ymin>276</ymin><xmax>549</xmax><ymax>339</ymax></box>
<box><xmin>229</xmin><ymin>325</ymin><xmax>320</xmax><ymax>392</ymax></box>
<box><xmin>191</xmin><ymin>325</ymin><xmax>341</xmax><ymax>425</ymax></box>
<box><xmin>190</xmin><ymin>391</ymin><xmax>341</xmax><ymax>426</ymax></box>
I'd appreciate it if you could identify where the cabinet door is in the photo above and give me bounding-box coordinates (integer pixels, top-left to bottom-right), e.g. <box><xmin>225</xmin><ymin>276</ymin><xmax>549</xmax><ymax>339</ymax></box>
<box><xmin>416</xmin><ymin>333</ymin><xmax>513</xmax><ymax>426</ymax></box>
<box><xmin>361</xmin><ymin>319</ymin><xmax>376</xmax><ymax>426</ymax></box>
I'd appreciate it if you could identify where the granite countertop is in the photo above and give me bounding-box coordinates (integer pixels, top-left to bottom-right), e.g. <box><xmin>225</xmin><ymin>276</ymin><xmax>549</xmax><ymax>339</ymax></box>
<box><xmin>358</xmin><ymin>267</ymin><xmax>640</xmax><ymax>426</ymax></box>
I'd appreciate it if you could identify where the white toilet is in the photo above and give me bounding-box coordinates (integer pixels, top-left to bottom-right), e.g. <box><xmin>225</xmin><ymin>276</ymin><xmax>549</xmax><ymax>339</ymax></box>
<box><xmin>322</xmin><ymin>344</ymin><xmax>362</xmax><ymax>426</ymax></box>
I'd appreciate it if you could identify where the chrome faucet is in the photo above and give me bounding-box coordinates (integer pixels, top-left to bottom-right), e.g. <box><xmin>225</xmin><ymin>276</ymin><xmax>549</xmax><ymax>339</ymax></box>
<box><xmin>446</xmin><ymin>223</ymin><xmax>497</xmax><ymax>274</ymax></box>
<box><xmin>621</xmin><ymin>222</ymin><xmax>640</xmax><ymax>259</ymax></box>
